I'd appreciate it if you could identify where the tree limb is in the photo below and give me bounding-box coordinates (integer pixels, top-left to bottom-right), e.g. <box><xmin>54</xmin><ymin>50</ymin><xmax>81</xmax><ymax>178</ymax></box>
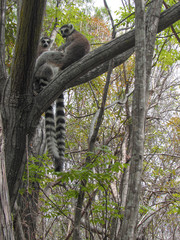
<box><xmin>31</xmin><ymin>2</ymin><xmax>180</xmax><ymax>125</ymax></box>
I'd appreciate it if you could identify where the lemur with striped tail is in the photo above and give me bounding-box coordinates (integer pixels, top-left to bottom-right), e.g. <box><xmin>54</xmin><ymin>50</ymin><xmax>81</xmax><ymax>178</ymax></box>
<box><xmin>34</xmin><ymin>24</ymin><xmax>90</xmax><ymax>171</ymax></box>
<box><xmin>35</xmin><ymin>36</ymin><xmax>63</xmax><ymax>171</ymax></box>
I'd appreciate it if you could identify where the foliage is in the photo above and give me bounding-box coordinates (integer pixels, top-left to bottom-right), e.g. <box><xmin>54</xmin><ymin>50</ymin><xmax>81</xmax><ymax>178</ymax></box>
<box><xmin>22</xmin><ymin>148</ymin><xmax>126</xmax><ymax>238</ymax></box>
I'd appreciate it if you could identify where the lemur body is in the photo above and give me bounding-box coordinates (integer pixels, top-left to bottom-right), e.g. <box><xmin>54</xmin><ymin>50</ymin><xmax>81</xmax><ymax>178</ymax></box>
<box><xmin>34</xmin><ymin>24</ymin><xmax>90</xmax><ymax>171</ymax></box>
<box><xmin>35</xmin><ymin>37</ymin><xmax>57</xmax><ymax>87</ymax></box>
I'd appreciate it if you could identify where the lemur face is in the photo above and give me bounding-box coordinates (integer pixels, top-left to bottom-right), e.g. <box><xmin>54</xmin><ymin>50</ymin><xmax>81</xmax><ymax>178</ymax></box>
<box><xmin>40</xmin><ymin>37</ymin><xmax>51</xmax><ymax>48</ymax></box>
<box><xmin>60</xmin><ymin>24</ymin><xmax>74</xmax><ymax>38</ymax></box>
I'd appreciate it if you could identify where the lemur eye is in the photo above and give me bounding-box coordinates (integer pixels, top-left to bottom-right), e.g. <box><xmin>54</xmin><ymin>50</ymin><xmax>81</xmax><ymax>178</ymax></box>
<box><xmin>47</xmin><ymin>40</ymin><xmax>50</xmax><ymax>44</ymax></box>
<box><xmin>64</xmin><ymin>29</ymin><xmax>69</xmax><ymax>33</ymax></box>
<box><xmin>42</xmin><ymin>40</ymin><xmax>45</xmax><ymax>43</ymax></box>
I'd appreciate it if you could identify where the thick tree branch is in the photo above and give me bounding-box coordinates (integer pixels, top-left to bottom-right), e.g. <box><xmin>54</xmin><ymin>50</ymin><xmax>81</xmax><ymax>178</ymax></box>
<box><xmin>163</xmin><ymin>1</ymin><xmax>180</xmax><ymax>43</ymax></box>
<box><xmin>31</xmin><ymin>2</ymin><xmax>180</xmax><ymax>124</ymax></box>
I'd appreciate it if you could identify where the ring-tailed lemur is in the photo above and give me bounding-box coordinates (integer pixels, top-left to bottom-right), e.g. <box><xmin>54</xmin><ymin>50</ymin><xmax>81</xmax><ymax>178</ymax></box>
<box><xmin>35</xmin><ymin>37</ymin><xmax>54</xmax><ymax>93</ymax></box>
<box><xmin>35</xmin><ymin>24</ymin><xmax>90</xmax><ymax>171</ymax></box>
<box><xmin>35</xmin><ymin>37</ymin><xmax>63</xmax><ymax>171</ymax></box>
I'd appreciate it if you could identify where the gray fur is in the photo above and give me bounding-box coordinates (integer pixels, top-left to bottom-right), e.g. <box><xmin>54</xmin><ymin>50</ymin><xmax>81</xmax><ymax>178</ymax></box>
<box><xmin>34</xmin><ymin>24</ymin><xmax>90</xmax><ymax>171</ymax></box>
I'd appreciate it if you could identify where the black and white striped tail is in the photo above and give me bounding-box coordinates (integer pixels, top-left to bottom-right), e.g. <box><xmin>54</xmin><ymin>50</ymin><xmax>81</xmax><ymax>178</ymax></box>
<box><xmin>45</xmin><ymin>106</ymin><xmax>63</xmax><ymax>171</ymax></box>
<box><xmin>39</xmin><ymin>78</ymin><xmax>64</xmax><ymax>171</ymax></box>
<box><xmin>56</xmin><ymin>93</ymin><xmax>66</xmax><ymax>168</ymax></box>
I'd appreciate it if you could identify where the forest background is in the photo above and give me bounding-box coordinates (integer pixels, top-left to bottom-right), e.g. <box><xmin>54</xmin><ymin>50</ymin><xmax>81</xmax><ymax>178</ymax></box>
<box><xmin>0</xmin><ymin>0</ymin><xmax>180</xmax><ymax>239</ymax></box>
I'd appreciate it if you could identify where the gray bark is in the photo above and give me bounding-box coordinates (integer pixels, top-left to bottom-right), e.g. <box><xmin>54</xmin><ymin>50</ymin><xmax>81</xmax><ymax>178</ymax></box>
<box><xmin>13</xmin><ymin>120</ymin><xmax>46</xmax><ymax>240</ymax></box>
<box><xmin>119</xmin><ymin>1</ymin><xmax>146</xmax><ymax>239</ymax></box>
<box><xmin>145</xmin><ymin>0</ymin><xmax>164</xmax><ymax>103</ymax></box>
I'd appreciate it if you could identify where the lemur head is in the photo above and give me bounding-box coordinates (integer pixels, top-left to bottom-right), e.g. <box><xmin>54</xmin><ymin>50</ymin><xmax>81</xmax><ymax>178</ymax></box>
<box><xmin>40</xmin><ymin>37</ymin><xmax>52</xmax><ymax>48</ymax></box>
<box><xmin>37</xmin><ymin>37</ymin><xmax>52</xmax><ymax>57</ymax></box>
<box><xmin>60</xmin><ymin>24</ymin><xmax>75</xmax><ymax>38</ymax></box>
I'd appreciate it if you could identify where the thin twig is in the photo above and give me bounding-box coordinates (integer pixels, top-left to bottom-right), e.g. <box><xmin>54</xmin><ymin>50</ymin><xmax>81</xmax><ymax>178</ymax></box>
<box><xmin>39</xmin><ymin>187</ymin><xmax>73</xmax><ymax>222</ymax></box>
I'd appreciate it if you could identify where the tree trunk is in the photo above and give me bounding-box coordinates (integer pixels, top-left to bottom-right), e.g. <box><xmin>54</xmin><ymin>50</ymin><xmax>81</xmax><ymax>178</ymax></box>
<box><xmin>119</xmin><ymin>1</ymin><xmax>163</xmax><ymax>239</ymax></box>
<box><xmin>14</xmin><ymin>120</ymin><xmax>46</xmax><ymax>240</ymax></box>
<box><xmin>1</xmin><ymin>0</ymin><xmax>47</xmax><ymax>209</ymax></box>
<box><xmin>119</xmin><ymin>1</ymin><xmax>146</xmax><ymax>239</ymax></box>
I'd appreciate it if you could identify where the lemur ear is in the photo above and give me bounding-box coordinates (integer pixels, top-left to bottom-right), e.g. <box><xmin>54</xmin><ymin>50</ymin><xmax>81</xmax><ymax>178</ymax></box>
<box><xmin>68</xmin><ymin>23</ymin><xmax>74</xmax><ymax>29</ymax></box>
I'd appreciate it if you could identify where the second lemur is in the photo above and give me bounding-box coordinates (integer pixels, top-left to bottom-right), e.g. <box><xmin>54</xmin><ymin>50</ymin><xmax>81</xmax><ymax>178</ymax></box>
<box><xmin>34</xmin><ymin>24</ymin><xmax>90</xmax><ymax>171</ymax></box>
<box><xmin>35</xmin><ymin>37</ymin><xmax>62</xmax><ymax>172</ymax></box>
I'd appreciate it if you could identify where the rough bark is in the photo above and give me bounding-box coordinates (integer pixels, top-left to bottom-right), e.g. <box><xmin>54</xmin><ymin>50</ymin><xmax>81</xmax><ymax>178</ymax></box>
<box><xmin>13</xmin><ymin>118</ymin><xmax>46</xmax><ymax>240</ymax></box>
<box><xmin>145</xmin><ymin>0</ymin><xmax>164</xmax><ymax>105</ymax></box>
<box><xmin>119</xmin><ymin>2</ymin><xmax>147</xmax><ymax>239</ymax></box>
